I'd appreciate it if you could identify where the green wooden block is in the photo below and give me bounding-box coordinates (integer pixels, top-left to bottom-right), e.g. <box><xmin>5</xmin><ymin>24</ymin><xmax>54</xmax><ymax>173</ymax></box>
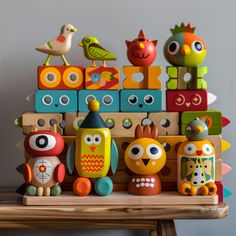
<box><xmin>181</xmin><ymin>110</ymin><xmax>222</xmax><ymax>135</ymax></box>
<box><xmin>197</xmin><ymin>66</ymin><xmax>208</xmax><ymax>77</ymax></box>
<box><xmin>167</xmin><ymin>67</ymin><xmax>177</xmax><ymax>78</ymax></box>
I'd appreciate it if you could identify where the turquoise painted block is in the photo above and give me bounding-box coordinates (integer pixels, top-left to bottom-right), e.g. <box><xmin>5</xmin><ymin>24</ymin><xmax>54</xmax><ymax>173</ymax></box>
<box><xmin>78</xmin><ymin>90</ymin><xmax>119</xmax><ymax>112</ymax></box>
<box><xmin>223</xmin><ymin>187</ymin><xmax>232</xmax><ymax>198</ymax></box>
<box><xmin>35</xmin><ymin>90</ymin><xmax>77</xmax><ymax>113</ymax></box>
<box><xmin>120</xmin><ymin>90</ymin><xmax>162</xmax><ymax>112</ymax></box>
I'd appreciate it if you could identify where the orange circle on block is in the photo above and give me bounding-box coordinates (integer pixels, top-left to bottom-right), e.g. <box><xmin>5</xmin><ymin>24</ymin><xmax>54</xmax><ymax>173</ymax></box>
<box><xmin>63</xmin><ymin>67</ymin><xmax>83</xmax><ymax>88</ymax></box>
<box><xmin>200</xmin><ymin>116</ymin><xmax>213</xmax><ymax>128</ymax></box>
<box><xmin>73</xmin><ymin>177</ymin><xmax>91</xmax><ymax>196</ymax></box>
<box><xmin>40</xmin><ymin>67</ymin><xmax>61</xmax><ymax>88</ymax></box>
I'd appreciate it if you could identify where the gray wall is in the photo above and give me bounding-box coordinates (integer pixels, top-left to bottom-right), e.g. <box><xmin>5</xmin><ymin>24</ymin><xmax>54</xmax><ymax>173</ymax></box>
<box><xmin>0</xmin><ymin>0</ymin><xmax>235</xmax><ymax>235</ymax></box>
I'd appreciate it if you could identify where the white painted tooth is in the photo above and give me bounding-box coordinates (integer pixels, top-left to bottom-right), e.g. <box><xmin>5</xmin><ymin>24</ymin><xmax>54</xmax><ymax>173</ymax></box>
<box><xmin>146</xmin><ymin>178</ymin><xmax>150</xmax><ymax>182</ymax></box>
<box><xmin>150</xmin><ymin>183</ymin><xmax>154</xmax><ymax>188</ymax></box>
<box><xmin>141</xmin><ymin>183</ymin><xmax>145</xmax><ymax>187</ymax></box>
<box><xmin>132</xmin><ymin>178</ymin><xmax>135</xmax><ymax>182</ymax></box>
<box><xmin>141</xmin><ymin>178</ymin><xmax>145</xmax><ymax>182</ymax></box>
<box><xmin>146</xmin><ymin>183</ymin><xmax>150</xmax><ymax>187</ymax></box>
<box><xmin>136</xmin><ymin>184</ymin><xmax>140</xmax><ymax>188</ymax></box>
<box><xmin>136</xmin><ymin>178</ymin><xmax>140</xmax><ymax>182</ymax></box>
<box><xmin>151</xmin><ymin>178</ymin><xmax>155</xmax><ymax>183</ymax></box>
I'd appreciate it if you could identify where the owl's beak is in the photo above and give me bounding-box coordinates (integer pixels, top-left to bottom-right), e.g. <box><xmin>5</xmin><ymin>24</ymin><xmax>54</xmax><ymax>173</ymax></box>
<box><xmin>90</xmin><ymin>146</ymin><xmax>96</xmax><ymax>152</ymax></box>
<box><xmin>180</xmin><ymin>44</ymin><xmax>191</xmax><ymax>56</ymax></box>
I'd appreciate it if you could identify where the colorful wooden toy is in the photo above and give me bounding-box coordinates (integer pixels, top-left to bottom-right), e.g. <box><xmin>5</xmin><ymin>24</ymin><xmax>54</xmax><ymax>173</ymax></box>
<box><xmin>35</xmin><ymin>90</ymin><xmax>77</xmax><ymax>113</ymax></box>
<box><xmin>85</xmin><ymin>66</ymin><xmax>120</xmax><ymax>90</ymax></box>
<box><xmin>177</xmin><ymin>118</ymin><xmax>217</xmax><ymax>196</ymax></box>
<box><xmin>23</xmin><ymin>125</ymin><xmax>65</xmax><ymax>196</ymax></box>
<box><xmin>125</xmin><ymin>30</ymin><xmax>158</xmax><ymax>66</ymax></box>
<box><xmin>166</xmin><ymin>89</ymin><xmax>208</xmax><ymax>112</ymax></box>
<box><xmin>36</xmin><ymin>24</ymin><xmax>77</xmax><ymax>66</ymax></box>
<box><xmin>123</xmin><ymin>66</ymin><xmax>162</xmax><ymax>89</ymax></box>
<box><xmin>78</xmin><ymin>90</ymin><xmax>119</xmax><ymax>112</ymax></box>
<box><xmin>66</xmin><ymin>100</ymin><xmax>119</xmax><ymax>196</ymax></box>
<box><xmin>166</xmin><ymin>66</ymin><xmax>207</xmax><ymax>89</ymax></box>
<box><xmin>124</xmin><ymin>125</ymin><xmax>166</xmax><ymax>195</ymax></box>
<box><xmin>181</xmin><ymin>110</ymin><xmax>231</xmax><ymax>135</ymax></box>
<box><xmin>120</xmin><ymin>90</ymin><xmax>162</xmax><ymax>112</ymax></box>
<box><xmin>148</xmin><ymin>112</ymin><xmax>179</xmax><ymax>135</ymax></box>
<box><xmin>79</xmin><ymin>36</ymin><xmax>116</xmax><ymax>67</ymax></box>
<box><xmin>38</xmin><ymin>66</ymin><xmax>84</xmax><ymax>90</ymax></box>
<box><xmin>15</xmin><ymin>112</ymin><xmax>64</xmax><ymax>135</ymax></box>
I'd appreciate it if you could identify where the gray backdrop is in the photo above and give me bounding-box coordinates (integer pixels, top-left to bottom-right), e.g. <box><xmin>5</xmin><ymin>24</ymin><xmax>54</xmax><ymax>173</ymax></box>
<box><xmin>0</xmin><ymin>0</ymin><xmax>235</xmax><ymax>235</ymax></box>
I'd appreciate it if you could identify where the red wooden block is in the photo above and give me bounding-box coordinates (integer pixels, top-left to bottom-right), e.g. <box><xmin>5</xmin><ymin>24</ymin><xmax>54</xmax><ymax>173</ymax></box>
<box><xmin>166</xmin><ymin>89</ymin><xmax>208</xmax><ymax>112</ymax></box>
<box><xmin>222</xmin><ymin>116</ymin><xmax>231</xmax><ymax>127</ymax></box>
<box><xmin>216</xmin><ymin>182</ymin><xmax>223</xmax><ymax>203</ymax></box>
<box><xmin>38</xmin><ymin>66</ymin><xmax>84</xmax><ymax>90</ymax></box>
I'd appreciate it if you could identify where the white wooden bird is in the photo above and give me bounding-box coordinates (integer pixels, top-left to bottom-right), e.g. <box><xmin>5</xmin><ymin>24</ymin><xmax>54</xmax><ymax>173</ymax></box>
<box><xmin>36</xmin><ymin>24</ymin><xmax>77</xmax><ymax>66</ymax></box>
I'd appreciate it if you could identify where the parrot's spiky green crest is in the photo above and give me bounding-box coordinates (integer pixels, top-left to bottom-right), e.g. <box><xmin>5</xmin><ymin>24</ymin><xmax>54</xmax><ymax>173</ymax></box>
<box><xmin>170</xmin><ymin>23</ymin><xmax>195</xmax><ymax>35</ymax></box>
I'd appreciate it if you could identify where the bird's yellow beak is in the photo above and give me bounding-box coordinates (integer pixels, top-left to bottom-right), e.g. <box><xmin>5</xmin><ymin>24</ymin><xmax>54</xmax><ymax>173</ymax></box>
<box><xmin>194</xmin><ymin>125</ymin><xmax>203</xmax><ymax>134</ymax></box>
<box><xmin>79</xmin><ymin>42</ymin><xmax>83</xmax><ymax>47</ymax></box>
<box><xmin>180</xmin><ymin>44</ymin><xmax>191</xmax><ymax>56</ymax></box>
<box><xmin>71</xmin><ymin>28</ymin><xmax>77</xmax><ymax>32</ymax></box>
<box><xmin>138</xmin><ymin>42</ymin><xmax>145</xmax><ymax>49</ymax></box>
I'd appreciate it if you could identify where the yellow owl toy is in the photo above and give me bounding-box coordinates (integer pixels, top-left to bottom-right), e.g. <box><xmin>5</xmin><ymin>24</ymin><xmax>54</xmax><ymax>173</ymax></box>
<box><xmin>124</xmin><ymin>125</ymin><xmax>166</xmax><ymax>195</ymax></box>
<box><xmin>177</xmin><ymin>118</ymin><xmax>217</xmax><ymax>196</ymax></box>
<box><xmin>66</xmin><ymin>100</ymin><xmax>119</xmax><ymax>196</ymax></box>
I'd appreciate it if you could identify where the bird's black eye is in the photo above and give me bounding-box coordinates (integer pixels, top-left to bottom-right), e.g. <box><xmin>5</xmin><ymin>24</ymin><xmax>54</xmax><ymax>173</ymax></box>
<box><xmin>36</xmin><ymin>135</ymin><xmax>48</xmax><ymax>148</ymax></box>
<box><xmin>86</xmin><ymin>39</ymin><xmax>90</xmax><ymax>43</ymax></box>
<box><xmin>144</xmin><ymin>95</ymin><xmax>154</xmax><ymax>105</ymax></box>
<box><xmin>192</xmin><ymin>41</ymin><xmax>203</xmax><ymax>53</ymax></box>
<box><xmin>132</xmin><ymin>147</ymin><xmax>140</xmax><ymax>155</ymax></box>
<box><xmin>67</xmin><ymin>28</ymin><xmax>69</xmax><ymax>31</ymax></box>
<box><xmin>138</xmin><ymin>38</ymin><xmax>145</xmax><ymax>42</ymax></box>
<box><xmin>128</xmin><ymin>95</ymin><xmax>138</xmax><ymax>105</ymax></box>
<box><xmin>167</xmin><ymin>41</ymin><xmax>180</xmax><ymax>55</ymax></box>
<box><xmin>128</xmin><ymin>144</ymin><xmax>143</xmax><ymax>160</ymax></box>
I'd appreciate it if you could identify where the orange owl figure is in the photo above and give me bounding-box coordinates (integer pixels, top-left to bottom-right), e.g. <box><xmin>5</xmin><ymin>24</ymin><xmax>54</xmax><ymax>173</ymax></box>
<box><xmin>124</xmin><ymin>125</ymin><xmax>166</xmax><ymax>195</ymax></box>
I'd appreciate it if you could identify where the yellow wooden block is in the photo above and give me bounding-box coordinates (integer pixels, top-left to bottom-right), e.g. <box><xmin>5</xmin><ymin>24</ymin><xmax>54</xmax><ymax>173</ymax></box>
<box><xmin>221</xmin><ymin>139</ymin><xmax>231</xmax><ymax>152</ymax></box>
<box><xmin>123</xmin><ymin>66</ymin><xmax>162</xmax><ymax>89</ymax></box>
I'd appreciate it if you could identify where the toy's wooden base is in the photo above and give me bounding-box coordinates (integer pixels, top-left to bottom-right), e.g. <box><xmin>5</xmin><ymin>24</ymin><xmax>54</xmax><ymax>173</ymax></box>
<box><xmin>23</xmin><ymin>191</ymin><xmax>218</xmax><ymax>206</ymax></box>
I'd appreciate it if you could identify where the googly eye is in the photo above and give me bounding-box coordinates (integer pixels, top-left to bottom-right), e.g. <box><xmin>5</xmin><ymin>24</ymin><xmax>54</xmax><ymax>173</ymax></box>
<box><xmin>128</xmin><ymin>95</ymin><xmax>138</xmax><ymax>105</ymax></box>
<box><xmin>102</xmin><ymin>95</ymin><xmax>113</xmax><ymax>105</ymax></box>
<box><xmin>184</xmin><ymin>143</ymin><xmax>196</xmax><ymax>155</ymax></box>
<box><xmin>191</xmin><ymin>41</ymin><xmax>203</xmax><ymax>54</ymax></box>
<box><xmin>85</xmin><ymin>95</ymin><xmax>96</xmax><ymax>104</ymax></box>
<box><xmin>84</xmin><ymin>134</ymin><xmax>93</xmax><ymax>145</ymax></box>
<box><xmin>146</xmin><ymin>144</ymin><xmax>162</xmax><ymax>159</ymax></box>
<box><xmin>175</xmin><ymin>94</ymin><xmax>185</xmax><ymax>106</ymax></box>
<box><xmin>167</xmin><ymin>41</ymin><xmax>180</xmax><ymax>55</ymax></box>
<box><xmin>143</xmin><ymin>95</ymin><xmax>154</xmax><ymax>105</ymax></box>
<box><xmin>59</xmin><ymin>95</ymin><xmax>70</xmax><ymax>105</ymax></box>
<box><xmin>29</xmin><ymin>134</ymin><xmax>56</xmax><ymax>151</ymax></box>
<box><xmin>128</xmin><ymin>144</ymin><xmax>143</xmax><ymax>160</ymax></box>
<box><xmin>42</xmin><ymin>95</ymin><xmax>53</xmax><ymax>105</ymax></box>
<box><xmin>93</xmin><ymin>134</ymin><xmax>102</xmax><ymax>145</ymax></box>
<box><xmin>202</xmin><ymin>144</ymin><xmax>213</xmax><ymax>155</ymax></box>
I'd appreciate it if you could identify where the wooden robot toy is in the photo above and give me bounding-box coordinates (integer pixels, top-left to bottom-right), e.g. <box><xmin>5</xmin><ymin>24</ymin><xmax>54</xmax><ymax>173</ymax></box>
<box><xmin>124</xmin><ymin>125</ymin><xmax>166</xmax><ymax>195</ymax></box>
<box><xmin>24</xmin><ymin>125</ymin><xmax>65</xmax><ymax>196</ymax></box>
<box><xmin>66</xmin><ymin>100</ymin><xmax>119</xmax><ymax>196</ymax></box>
<box><xmin>177</xmin><ymin>118</ymin><xmax>217</xmax><ymax>196</ymax></box>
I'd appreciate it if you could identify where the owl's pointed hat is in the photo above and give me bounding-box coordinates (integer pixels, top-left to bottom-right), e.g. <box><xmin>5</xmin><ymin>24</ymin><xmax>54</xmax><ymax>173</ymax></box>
<box><xmin>80</xmin><ymin>100</ymin><xmax>107</xmax><ymax>128</ymax></box>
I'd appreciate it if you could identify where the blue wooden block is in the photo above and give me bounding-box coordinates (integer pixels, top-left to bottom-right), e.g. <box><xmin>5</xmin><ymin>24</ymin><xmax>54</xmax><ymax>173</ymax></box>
<box><xmin>120</xmin><ymin>90</ymin><xmax>162</xmax><ymax>112</ymax></box>
<box><xmin>78</xmin><ymin>90</ymin><xmax>119</xmax><ymax>112</ymax></box>
<box><xmin>35</xmin><ymin>90</ymin><xmax>77</xmax><ymax>113</ymax></box>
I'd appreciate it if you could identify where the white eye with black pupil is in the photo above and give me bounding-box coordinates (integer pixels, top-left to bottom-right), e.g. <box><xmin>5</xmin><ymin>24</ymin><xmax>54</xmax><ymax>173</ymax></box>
<box><xmin>93</xmin><ymin>135</ymin><xmax>102</xmax><ymax>145</ymax></box>
<box><xmin>184</xmin><ymin>143</ymin><xmax>196</xmax><ymax>155</ymax></box>
<box><xmin>144</xmin><ymin>95</ymin><xmax>154</xmax><ymax>105</ymax></box>
<box><xmin>42</xmin><ymin>95</ymin><xmax>53</xmax><ymax>105</ymax></box>
<box><xmin>128</xmin><ymin>95</ymin><xmax>138</xmax><ymax>105</ymax></box>
<box><xmin>202</xmin><ymin>144</ymin><xmax>213</xmax><ymax>155</ymax></box>
<box><xmin>59</xmin><ymin>95</ymin><xmax>70</xmax><ymax>105</ymax></box>
<box><xmin>84</xmin><ymin>134</ymin><xmax>93</xmax><ymax>145</ymax></box>
<box><xmin>192</xmin><ymin>41</ymin><xmax>203</xmax><ymax>53</ymax></box>
<box><xmin>29</xmin><ymin>134</ymin><xmax>56</xmax><ymax>151</ymax></box>
<box><xmin>146</xmin><ymin>144</ymin><xmax>162</xmax><ymax>159</ymax></box>
<box><xmin>128</xmin><ymin>144</ymin><xmax>143</xmax><ymax>160</ymax></box>
<box><xmin>167</xmin><ymin>41</ymin><xmax>180</xmax><ymax>55</ymax></box>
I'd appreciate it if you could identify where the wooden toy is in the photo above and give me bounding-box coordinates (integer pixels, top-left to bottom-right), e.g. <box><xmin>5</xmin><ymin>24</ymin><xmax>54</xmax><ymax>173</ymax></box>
<box><xmin>166</xmin><ymin>89</ymin><xmax>208</xmax><ymax>112</ymax></box>
<box><xmin>36</xmin><ymin>24</ymin><xmax>77</xmax><ymax>66</ymax></box>
<box><xmin>181</xmin><ymin>110</ymin><xmax>231</xmax><ymax>135</ymax></box>
<box><xmin>35</xmin><ymin>90</ymin><xmax>77</xmax><ymax>113</ymax></box>
<box><xmin>177</xmin><ymin>118</ymin><xmax>217</xmax><ymax>196</ymax></box>
<box><xmin>78</xmin><ymin>90</ymin><xmax>119</xmax><ymax>112</ymax></box>
<box><xmin>79</xmin><ymin>36</ymin><xmax>116</xmax><ymax>67</ymax></box>
<box><xmin>120</xmin><ymin>90</ymin><xmax>162</xmax><ymax>112</ymax></box>
<box><xmin>85</xmin><ymin>66</ymin><xmax>120</xmax><ymax>90</ymax></box>
<box><xmin>66</xmin><ymin>100</ymin><xmax>119</xmax><ymax>196</ymax></box>
<box><xmin>124</xmin><ymin>125</ymin><xmax>166</xmax><ymax>195</ymax></box>
<box><xmin>38</xmin><ymin>66</ymin><xmax>84</xmax><ymax>90</ymax></box>
<box><xmin>148</xmin><ymin>112</ymin><xmax>179</xmax><ymax>135</ymax></box>
<box><xmin>123</xmin><ymin>66</ymin><xmax>162</xmax><ymax>89</ymax></box>
<box><xmin>166</xmin><ymin>66</ymin><xmax>207</xmax><ymax>89</ymax></box>
<box><xmin>125</xmin><ymin>30</ymin><xmax>158</xmax><ymax>66</ymax></box>
<box><xmin>15</xmin><ymin>112</ymin><xmax>64</xmax><ymax>135</ymax></box>
<box><xmin>222</xmin><ymin>163</ymin><xmax>232</xmax><ymax>176</ymax></box>
<box><xmin>216</xmin><ymin>182</ymin><xmax>223</xmax><ymax>203</ymax></box>
<box><xmin>164</xmin><ymin>23</ymin><xmax>206</xmax><ymax>67</ymax></box>
<box><xmin>23</xmin><ymin>125</ymin><xmax>65</xmax><ymax>196</ymax></box>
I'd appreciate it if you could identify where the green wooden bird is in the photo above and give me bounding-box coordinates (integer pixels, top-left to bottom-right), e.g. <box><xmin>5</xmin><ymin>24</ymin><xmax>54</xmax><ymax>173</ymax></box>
<box><xmin>79</xmin><ymin>36</ymin><xmax>116</xmax><ymax>67</ymax></box>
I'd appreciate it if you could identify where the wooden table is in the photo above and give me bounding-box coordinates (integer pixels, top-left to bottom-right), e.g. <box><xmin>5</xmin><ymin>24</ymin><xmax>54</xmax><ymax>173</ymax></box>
<box><xmin>0</xmin><ymin>191</ymin><xmax>229</xmax><ymax>236</ymax></box>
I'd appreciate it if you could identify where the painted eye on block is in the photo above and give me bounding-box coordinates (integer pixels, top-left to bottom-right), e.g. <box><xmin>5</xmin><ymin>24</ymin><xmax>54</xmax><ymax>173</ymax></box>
<box><xmin>128</xmin><ymin>144</ymin><xmax>143</xmax><ymax>160</ymax></box>
<box><xmin>184</xmin><ymin>143</ymin><xmax>196</xmax><ymax>155</ymax></box>
<box><xmin>128</xmin><ymin>95</ymin><xmax>138</xmax><ymax>105</ymax></box>
<box><xmin>84</xmin><ymin>134</ymin><xmax>93</xmax><ymax>145</ymax></box>
<box><xmin>102</xmin><ymin>95</ymin><xmax>113</xmax><ymax>105</ymax></box>
<box><xmin>93</xmin><ymin>135</ymin><xmax>102</xmax><ymax>145</ymax></box>
<box><xmin>144</xmin><ymin>95</ymin><xmax>154</xmax><ymax>105</ymax></box>
<box><xmin>59</xmin><ymin>95</ymin><xmax>70</xmax><ymax>105</ymax></box>
<box><xmin>146</xmin><ymin>144</ymin><xmax>162</xmax><ymax>159</ymax></box>
<box><xmin>85</xmin><ymin>95</ymin><xmax>96</xmax><ymax>104</ymax></box>
<box><xmin>42</xmin><ymin>95</ymin><xmax>53</xmax><ymax>105</ymax></box>
<box><xmin>202</xmin><ymin>144</ymin><xmax>213</xmax><ymax>155</ymax></box>
<box><xmin>29</xmin><ymin>134</ymin><xmax>56</xmax><ymax>151</ymax></box>
<box><xmin>175</xmin><ymin>94</ymin><xmax>185</xmax><ymax>106</ymax></box>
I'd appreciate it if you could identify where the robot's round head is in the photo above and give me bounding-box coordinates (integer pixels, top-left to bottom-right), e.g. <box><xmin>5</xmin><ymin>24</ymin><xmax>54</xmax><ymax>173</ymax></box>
<box><xmin>185</xmin><ymin>118</ymin><xmax>208</xmax><ymax>141</ymax></box>
<box><xmin>24</xmin><ymin>126</ymin><xmax>64</xmax><ymax>156</ymax></box>
<box><xmin>164</xmin><ymin>23</ymin><xmax>206</xmax><ymax>66</ymax></box>
<box><xmin>125</xmin><ymin>125</ymin><xmax>166</xmax><ymax>175</ymax></box>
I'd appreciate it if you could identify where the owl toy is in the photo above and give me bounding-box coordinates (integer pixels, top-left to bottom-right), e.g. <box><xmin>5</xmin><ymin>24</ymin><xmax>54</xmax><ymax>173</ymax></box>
<box><xmin>66</xmin><ymin>100</ymin><xmax>119</xmax><ymax>196</ymax></box>
<box><xmin>24</xmin><ymin>125</ymin><xmax>65</xmax><ymax>196</ymax></box>
<box><xmin>177</xmin><ymin>118</ymin><xmax>217</xmax><ymax>196</ymax></box>
<box><xmin>124</xmin><ymin>125</ymin><xmax>166</xmax><ymax>195</ymax></box>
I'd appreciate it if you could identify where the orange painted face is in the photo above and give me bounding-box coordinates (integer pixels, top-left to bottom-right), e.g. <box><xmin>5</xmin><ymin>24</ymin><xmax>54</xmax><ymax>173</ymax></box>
<box><xmin>125</xmin><ymin>138</ymin><xmax>166</xmax><ymax>175</ymax></box>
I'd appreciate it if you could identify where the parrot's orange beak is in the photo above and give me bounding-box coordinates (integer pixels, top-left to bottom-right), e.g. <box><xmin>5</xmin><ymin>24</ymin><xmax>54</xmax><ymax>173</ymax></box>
<box><xmin>138</xmin><ymin>42</ymin><xmax>145</xmax><ymax>49</ymax></box>
<box><xmin>90</xmin><ymin>146</ymin><xmax>96</xmax><ymax>152</ymax></box>
<box><xmin>194</xmin><ymin>126</ymin><xmax>203</xmax><ymax>134</ymax></box>
<box><xmin>180</xmin><ymin>44</ymin><xmax>191</xmax><ymax>56</ymax></box>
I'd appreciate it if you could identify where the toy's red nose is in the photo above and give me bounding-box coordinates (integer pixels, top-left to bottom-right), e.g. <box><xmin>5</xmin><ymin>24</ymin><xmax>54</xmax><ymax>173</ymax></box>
<box><xmin>90</xmin><ymin>146</ymin><xmax>96</xmax><ymax>152</ymax></box>
<box><xmin>196</xmin><ymin>150</ymin><xmax>202</xmax><ymax>155</ymax></box>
